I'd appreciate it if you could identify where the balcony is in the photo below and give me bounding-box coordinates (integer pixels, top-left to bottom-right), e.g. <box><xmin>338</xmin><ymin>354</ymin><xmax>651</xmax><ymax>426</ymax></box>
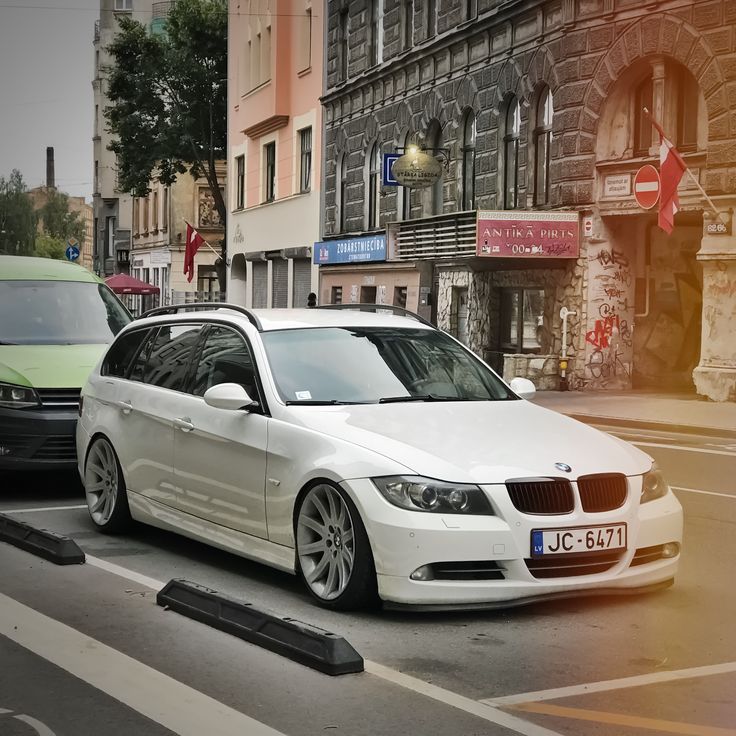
<box><xmin>387</xmin><ymin>211</ymin><xmax>477</xmax><ymax>261</ymax></box>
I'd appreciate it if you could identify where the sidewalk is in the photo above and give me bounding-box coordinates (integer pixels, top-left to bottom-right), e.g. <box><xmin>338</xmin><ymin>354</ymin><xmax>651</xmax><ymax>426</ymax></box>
<box><xmin>531</xmin><ymin>389</ymin><xmax>736</xmax><ymax>438</ymax></box>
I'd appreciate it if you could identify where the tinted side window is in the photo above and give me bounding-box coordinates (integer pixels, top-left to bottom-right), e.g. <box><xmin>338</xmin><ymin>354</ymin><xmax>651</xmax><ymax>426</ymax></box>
<box><xmin>102</xmin><ymin>329</ymin><xmax>150</xmax><ymax>377</ymax></box>
<box><xmin>191</xmin><ymin>325</ymin><xmax>257</xmax><ymax>398</ymax></box>
<box><xmin>136</xmin><ymin>324</ymin><xmax>203</xmax><ymax>391</ymax></box>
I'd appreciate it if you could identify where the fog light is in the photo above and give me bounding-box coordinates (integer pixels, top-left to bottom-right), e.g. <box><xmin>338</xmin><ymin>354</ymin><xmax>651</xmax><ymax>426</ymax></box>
<box><xmin>662</xmin><ymin>542</ymin><xmax>680</xmax><ymax>559</ymax></box>
<box><xmin>410</xmin><ymin>565</ymin><xmax>434</xmax><ymax>581</ymax></box>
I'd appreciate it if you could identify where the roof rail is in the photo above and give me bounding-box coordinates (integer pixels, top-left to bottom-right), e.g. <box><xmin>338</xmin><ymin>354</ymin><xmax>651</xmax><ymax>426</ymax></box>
<box><xmin>316</xmin><ymin>303</ymin><xmax>435</xmax><ymax>328</ymax></box>
<box><xmin>139</xmin><ymin>302</ymin><xmax>262</xmax><ymax>330</ymax></box>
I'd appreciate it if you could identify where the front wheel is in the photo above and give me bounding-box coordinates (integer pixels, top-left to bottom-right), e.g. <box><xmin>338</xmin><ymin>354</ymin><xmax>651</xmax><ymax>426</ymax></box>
<box><xmin>84</xmin><ymin>437</ymin><xmax>131</xmax><ymax>533</ymax></box>
<box><xmin>295</xmin><ymin>482</ymin><xmax>377</xmax><ymax>610</ymax></box>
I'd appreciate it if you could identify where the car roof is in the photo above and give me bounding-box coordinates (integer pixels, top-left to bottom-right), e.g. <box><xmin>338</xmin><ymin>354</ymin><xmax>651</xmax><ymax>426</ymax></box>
<box><xmin>132</xmin><ymin>307</ymin><xmax>436</xmax><ymax>333</ymax></box>
<box><xmin>0</xmin><ymin>255</ymin><xmax>101</xmax><ymax>283</ymax></box>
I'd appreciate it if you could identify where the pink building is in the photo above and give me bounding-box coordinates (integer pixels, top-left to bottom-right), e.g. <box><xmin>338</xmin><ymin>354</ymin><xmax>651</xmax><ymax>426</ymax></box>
<box><xmin>227</xmin><ymin>0</ymin><xmax>322</xmax><ymax>308</ymax></box>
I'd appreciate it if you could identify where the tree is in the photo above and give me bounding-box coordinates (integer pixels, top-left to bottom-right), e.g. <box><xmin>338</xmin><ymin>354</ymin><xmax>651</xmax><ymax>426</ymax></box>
<box><xmin>0</xmin><ymin>170</ymin><xmax>36</xmax><ymax>256</ymax></box>
<box><xmin>38</xmin><ymin>190</ymin><xmax>85</xmax><ymax>244</ymax></box>
<box><xmin>34</xmin><ymin>234</ymin><xmax>66</xmax><ymax>260</ymax></box>
<box><xmin>104</xmin><ymin>0</ymin><xmax>227</xmax><ymax>287</ymax></box>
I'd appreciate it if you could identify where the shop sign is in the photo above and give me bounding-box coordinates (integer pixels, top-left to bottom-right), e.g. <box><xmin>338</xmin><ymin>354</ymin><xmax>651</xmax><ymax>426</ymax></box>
<box><xmin>477</xmin><ymin>211</ymin><xmax>580</xmax><ymax>259</ymax></box>
<box><xmin>150</xmin><ymin>249</ymin><xmax>171</xmax><ymax>265</ymax></box>
<box><xmin>603</xmin><ymin>174</ymin><xmax>631</xmax><ymax>198</ymax></box>
<box><xmin>391</xmin><ymin>151</ymin><xmax>443</xmax><ymax>189</ymax></box>
<box><xmin>314</xmin><ymin>234</ymin><xmax>387</xmax><ymax>265</ymax></box>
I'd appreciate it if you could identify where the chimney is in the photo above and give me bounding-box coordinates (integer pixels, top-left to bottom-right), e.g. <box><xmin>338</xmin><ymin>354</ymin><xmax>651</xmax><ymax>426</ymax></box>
<box><xmin>46</xmin><ymin>147</ymin><xmax>55</xmax><ymax>189</ymax></box>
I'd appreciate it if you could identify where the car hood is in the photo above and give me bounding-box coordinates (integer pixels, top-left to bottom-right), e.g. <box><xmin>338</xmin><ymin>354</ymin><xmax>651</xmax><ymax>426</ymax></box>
<box><xmin>0</xmin><ymin>344</ymin><xmax>107</xmax><ymax>388</ymax></box>
<box><xmin>284</xmin><ymin>399</ymin><xmax>652</xmax><ymax>484</ymax></box>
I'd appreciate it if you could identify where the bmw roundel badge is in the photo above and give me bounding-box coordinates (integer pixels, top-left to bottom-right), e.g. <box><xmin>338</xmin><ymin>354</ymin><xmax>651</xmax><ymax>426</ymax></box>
<box><xmin>554</xmin><ymin>462</ymin><xmax>572</xmax><ymax>473</ymax></box>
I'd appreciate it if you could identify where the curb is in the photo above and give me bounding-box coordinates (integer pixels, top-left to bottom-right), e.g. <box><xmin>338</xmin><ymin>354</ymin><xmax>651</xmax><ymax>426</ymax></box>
<box><xmin>0</xmin><ymin>514</ymin><xmax>85</xmax><ymax>565</ymax></box>
<box><xmin>157</xmin><ymin>579</ymin><xmax>364</xmax><ymax>676</ymax></box>
<box><xmin>566</xmin><ymin>413</ymin><xmax>736</xmax><ymax>440</ymax></box>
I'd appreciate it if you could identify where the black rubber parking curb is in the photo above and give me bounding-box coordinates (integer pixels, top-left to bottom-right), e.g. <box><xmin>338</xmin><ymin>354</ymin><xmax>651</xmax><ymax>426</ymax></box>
<box><xmin>0</xmin><ymin>513</ymin><xmax>85</xmax><ymax>565</ymax></box>
<box><xmin>156</xmin><ymin>579</ymin><xmax>364</xmax><ymax>676</ymax></box>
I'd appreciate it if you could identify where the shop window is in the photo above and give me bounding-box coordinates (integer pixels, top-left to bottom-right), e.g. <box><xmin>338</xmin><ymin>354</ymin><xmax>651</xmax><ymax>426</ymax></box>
<box><xmin>394</xmin><ymin>286</ymin><xmax>407</xmax><ymax>308</ymax></box>
<box><xmin>360</xmin><ymin>285</ymin><xmax>377</xmax><ymax>303</ymax></box>
<box><xmin>331</xmin><ymin>286</ymin><xmax>343</xmax><ymax>304</ymax></box>
<box><xmin>500</xmin><ymin>288</ymin><xmax>544</xmax><ymax>353</ymax></box>
<box><xmin>461</xmin><ymin>110</ymin><xmax>476</xmax><ymax>211</ymax></box>
<box><xmin>533</xmin><ymin>87</ymin><xmax>553</xmax><ymax>206</ymax></box>
<box><xmin>634</xmin><ymin>76</ymin><xmax>653</xmax><ymax>156</ymax></box>
<box><xmin>366</xmin><ymin>141</ymin><xmax>381</xmax><ymax>229</ymax></box>
<box><xmin>503</xmin><ymin>96</ymin><xmax>521</xmax><ymax>210</ymax></box>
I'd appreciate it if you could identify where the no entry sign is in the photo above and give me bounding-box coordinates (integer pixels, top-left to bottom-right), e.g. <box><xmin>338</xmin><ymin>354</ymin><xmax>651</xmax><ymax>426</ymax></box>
<box><xmin>634</xmin><ymin>165</ymin><xmax>661</xmax><ymax>209</ymax></box>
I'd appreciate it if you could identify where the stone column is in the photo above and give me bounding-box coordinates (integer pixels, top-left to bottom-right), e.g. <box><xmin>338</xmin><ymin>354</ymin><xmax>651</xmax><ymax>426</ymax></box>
<box><xmin>693</xmin><ymin>210</ymin><xmax>736</xmax><ymax>401</ymax></box>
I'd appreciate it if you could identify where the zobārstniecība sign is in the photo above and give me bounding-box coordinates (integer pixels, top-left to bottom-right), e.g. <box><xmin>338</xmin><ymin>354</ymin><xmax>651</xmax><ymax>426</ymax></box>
<box><xmin>477</xmin><ymin>211</ymin><xmax>580</xmax><ymax>258</ymax></box>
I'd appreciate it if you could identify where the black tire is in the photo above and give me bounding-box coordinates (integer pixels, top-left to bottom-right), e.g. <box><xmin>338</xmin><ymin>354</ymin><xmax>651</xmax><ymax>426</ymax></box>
<box><xmin>84</xmin><ymin>436</ymin><xmax>132</xmax><ymax>534</ymax></box>
<box><xmin>295</xmin><ymin>481</ymin><xmax>378</xmax><ymax>611</ymax></box>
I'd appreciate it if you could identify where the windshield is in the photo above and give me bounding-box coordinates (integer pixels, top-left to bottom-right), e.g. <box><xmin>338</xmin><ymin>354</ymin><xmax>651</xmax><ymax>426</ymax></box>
<box><xmin>261</xmin><ymin>327</ymin><xmax>516</xmax><ymax>404</ymax></box>
<box><xmin>0</xmin><ymin>280</ymin><xmax>131</xmax><ymax>345</ymax></box>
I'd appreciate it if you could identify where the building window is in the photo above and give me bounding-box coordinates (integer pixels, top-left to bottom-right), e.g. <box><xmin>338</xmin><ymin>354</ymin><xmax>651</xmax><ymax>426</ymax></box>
<box><xmin>423</xmin><ymin>120</ymin><xmax>443</xmax><ymax>217</ymax></box>
<box><xmin>114</xmin><ymin>0</ymin><xmax>132</xmax><ymax>11</ymax></box>
<box><xmin>133</xmin><ymin>199</ymin><xmax>140</xmax><ymax>237</ymax></box>
<box><xmin>197</xmin><ymin>266</ymin><xmax>219</xmax><ymax>297</ymax></box>
<box><xmin>367</xmin><ymin>141</ymin><xmax>381</xmax><ymax>229</ymax></box>
<box><xmin>235</xmin><ymin>155</ymin><xmax>245</xmax><ymax>209</ymax></box>
<box><xmin>634</xmin><ymin>76</ymin><xmax>653</xmax><ymax>156</ymax></box>
<box><xmin>299</xmin><ymin>127</ymin><xmax>312</xmax><ymax>193</ymax></box>
<box><xmin>503</xmin><ymin>96</ymin><xmax>521</xmax><ymax>210</ymax></box>
<box><xmin>264</xmin><ymin>142</ymin><xmax>276</xmax><ymax>202</ymax></box>
<box><xmin>403</xmin><ymin>0</ymin><xmax>414</xmax><ymax>50</ymax></box>
<box><xmin>94</xmin><ymin>160</ymin><xmax>99</xmax><ymax>194</ymax></box>
<box><xmin>367</xmin><ymin>0</ymin><xmax>379</xmax><ymax>68</ymax></box>
<box><xmin>394</xmin><ymin>286</ymin><xmax>407</xmax><ymax>309</ymax></box>
<box><xmin>426</xmin><ymin>0</ymin><xmax>436</xmax><ymax>39</ymax></box>
<box><xmin>337</xmin><ymin>153</ymin><xmax>347</xmax><ymax>232</ymax></box>
<box><xmin>143</xmin><ymin>196</ymin><xmax>149</xmax><ymax>234</ymax></box>
<box><xmin>466</xmin><ymin>0</ymin><xmax>477</xmax><ymax>20</ymax></box>
<box><xmin>331</xmin><ymin>286</ymin><xmax>343</xmax><ymax>304</ymax></box>
<box><xmin>152</xmin><ymin>190</ymin><xmax>159</xmax><ymax>231</ymax></box>
<box><xmin>676</xmin><ymin>69</ymin><xmax>699</xmax><ymax>152</ymax></box>
<box><xmin>500</xmin><ymin>288</ymin><xmax>545</xmax><ymax>353</ymax></box>
<box><xmin>360</xmin><ymin>285</ymin><xmax>377</xmax><ymax>303</ymax></box>
<box><xmin>461</xmin><ymin>110</ymin><xmax>476</xmax><ymax>211</ymax></box>
<box><xmin>298</xmin><ymin>7</ymin><xmax>312</xmax><ymax>72</ymax></box>
<box><xmin>162</xmin><ymin>188</ymin><xmax>169</xmax><ymax>231</ymax></box>
<box><xmin>105</xmin><ymin>216</ymin><xmax>115</xmax><ymax>259</ymax></box>
<box><xmin>338</xmin><ymin>9</ymin><xmax>349</xmax><ymax>80</ymax></box>
<box><xmin>533</xmin><ymin>87</ymin><xmax>553</xmax><ymax>206</ymax></box>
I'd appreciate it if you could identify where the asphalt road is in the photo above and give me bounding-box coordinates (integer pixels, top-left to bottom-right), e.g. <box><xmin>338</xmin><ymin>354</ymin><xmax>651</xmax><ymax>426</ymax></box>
<box><xmin>1</xmin><ymin>423</ymin><xmax>735</xmax><ymax>736</ymax></box>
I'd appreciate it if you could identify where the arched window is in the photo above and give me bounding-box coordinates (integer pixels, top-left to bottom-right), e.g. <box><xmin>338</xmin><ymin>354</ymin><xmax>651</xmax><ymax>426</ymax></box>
<box><xmin>337</xmin><ymin>153</ymin><xmax>347</xmax><ymax>232</ymax></box>
<box><xmin>366</xmin><ymin>141</ymin><xmax>381</xmax><ymax>229</ymax></box>
<box><xmin>503</xmin><ymin>96</ymin><xmax>521</xmax><ymax>210</ymax></box>
<box><xmin>461</xmin><ymin>110</ymin><xmax>476</xmax><ymax>211</ymax></box>
<box><xmin>533</xmin><ymin>87</ymin><xmax>553</xmax><ymax>206</ymax></box>
<box><xmin>634</xmin><ymin>75</ymin><xmax>653</xmax><ymax>156</ymax></box>
<box><xmin>399</xmin><ymin>132</ymin><xmax>413</xmax><ymax>221</ymax></box>
<box><xmin>423</xmin><ymin>119</ymin><xmax>443</xmax><ymax>217</ymax></box>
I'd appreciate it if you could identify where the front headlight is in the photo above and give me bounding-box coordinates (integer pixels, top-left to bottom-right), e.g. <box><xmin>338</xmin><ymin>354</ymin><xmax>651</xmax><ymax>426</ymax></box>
<box><xmin>372</xmin><ymin>475</ymin><xmax>495</xmax><ymax>515</ymax></box>
<box><xmin>641</xmin><ymin>463</ymin><xmax>669</xmax><ymax>503</ymax></box>
<box><xmin>0</xmin><ymin>382</ymin><xmax>41</xmax><ymax>409</ymax></box>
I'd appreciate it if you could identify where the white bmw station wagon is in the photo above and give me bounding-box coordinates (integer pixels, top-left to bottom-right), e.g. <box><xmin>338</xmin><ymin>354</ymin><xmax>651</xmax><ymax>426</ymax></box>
<box><xmin>77</xmin><ymin>304</ymin><xmax>683</xmax><ymax>610</ymax></box>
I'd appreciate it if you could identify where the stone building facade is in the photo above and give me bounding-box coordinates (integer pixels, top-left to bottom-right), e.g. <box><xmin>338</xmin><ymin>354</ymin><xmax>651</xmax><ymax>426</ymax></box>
<box><xmin>321</xmin><ymin>0</ymin><xmax>736</xmax><ymax>400</ymax></box>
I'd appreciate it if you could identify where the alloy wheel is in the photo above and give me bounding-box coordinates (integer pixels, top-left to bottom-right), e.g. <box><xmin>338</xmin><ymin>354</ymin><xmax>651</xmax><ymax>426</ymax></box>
<box><xmin>85</xmin><ymin>438</ymin><xmax>120</xmax><ymax>526</ymax></box>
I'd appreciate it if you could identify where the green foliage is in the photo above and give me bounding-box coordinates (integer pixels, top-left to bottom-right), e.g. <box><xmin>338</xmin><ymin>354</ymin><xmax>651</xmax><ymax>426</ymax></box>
<box><xmin>39</xmin><ymin>190</ymin><xmax>85</xmax><ymax>244</ymax></box>
<box><xmin>0</xmin><ymin>170</ymin><xmax>36</xmax><ymax>256</ymax></box>
<box><xmin>34</xmin><ymin>233</ymin><xmax>66</xmax><ymax>260</ymax></box>
<box><xmin>104</xmin><ymin>0</ymin><xmax>227</xmax><ymax>243</ymax></box>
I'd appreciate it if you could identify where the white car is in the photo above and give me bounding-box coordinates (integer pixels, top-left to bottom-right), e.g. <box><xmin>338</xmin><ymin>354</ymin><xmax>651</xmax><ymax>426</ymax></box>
<box><xmin>77</xmin><ymin>304</ymin><xmax>683</xmax><ymax>611</ymax></box>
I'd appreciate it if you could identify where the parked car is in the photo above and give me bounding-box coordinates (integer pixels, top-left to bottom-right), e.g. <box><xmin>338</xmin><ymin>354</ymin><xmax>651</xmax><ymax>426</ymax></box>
<box><xmin>77</xmin><ymin>304</ymin><xmax>683</xmax><ymax>610</ymax></box>
<box><xmin>0</xmin><ymin>256</ymin><xmax>131</xmax><ymax>470</ymax></box>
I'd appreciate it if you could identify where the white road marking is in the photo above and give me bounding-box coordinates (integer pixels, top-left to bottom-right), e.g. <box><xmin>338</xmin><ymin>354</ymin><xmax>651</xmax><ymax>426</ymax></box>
<box><xmin>0</xmin><ymin>593</ymin><xmax>286</xmax><ymax>736</ymax></box>
<box><xmin>672</xmin><ymin>486</ymin><xmax>735</xmax><ymax>500</ymax></box>
<box><xmin>363</xmin><ymin>660</ymin><xmax>564</xmax><ymax>736</ymax></box>
<box><xmin>1</xmin><ymin>505</ymin><xmax>87</xmax><ymax>514</ymax></box>
<box><xmin>482</xmin><ymin>660</ymin><xmax>736</xmax><ymax>706</ymax></box>
<box><xmin>85</xmin><ymin>555</ymin><xmax>166</xmax><ymax>591</ymax></box>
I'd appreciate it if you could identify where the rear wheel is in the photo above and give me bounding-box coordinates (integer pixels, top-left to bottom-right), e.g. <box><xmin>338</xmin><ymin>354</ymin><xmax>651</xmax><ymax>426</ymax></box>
<box><xmin>296</xmin><ymin>482</ymin><xmax>377</xmax><ymax>610</ymax></box>
<box><xmin>84</xmin><ymin>437</ymin><xmax>131</xmax><ymax>533</ymax></box>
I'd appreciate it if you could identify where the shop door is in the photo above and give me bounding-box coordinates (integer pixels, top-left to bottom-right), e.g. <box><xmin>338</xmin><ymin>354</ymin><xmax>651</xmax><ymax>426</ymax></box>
<box><xmin>633</xmin><ymin>222</ymin><xmax>703</xmax><ymax>390</ymax></box>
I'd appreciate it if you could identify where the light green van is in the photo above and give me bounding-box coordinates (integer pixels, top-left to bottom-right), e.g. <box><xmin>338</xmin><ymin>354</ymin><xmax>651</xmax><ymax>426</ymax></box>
<box><xmin>0</xmin><ymin>256</ymin><xmax>131</xmax><ymax>470</ymax></box>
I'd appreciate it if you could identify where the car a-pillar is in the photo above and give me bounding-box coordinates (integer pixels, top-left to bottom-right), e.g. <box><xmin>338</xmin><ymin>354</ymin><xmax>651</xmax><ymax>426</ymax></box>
<box><xmin>693</xmin><ymin>210</ymin><xmax>736</xmax><ymax>402</ymax></box>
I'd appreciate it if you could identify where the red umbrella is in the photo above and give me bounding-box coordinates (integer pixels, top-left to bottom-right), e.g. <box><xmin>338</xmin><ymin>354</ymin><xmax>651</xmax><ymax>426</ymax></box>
<box><xmin>105</xmin><ymin>273</ymin><xmax>160</xmax><ymax>295</ymax></box>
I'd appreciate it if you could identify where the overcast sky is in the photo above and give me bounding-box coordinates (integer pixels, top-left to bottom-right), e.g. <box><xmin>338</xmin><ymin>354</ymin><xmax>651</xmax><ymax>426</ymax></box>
<box><xmin>0</xmin><ymin>0</ymin><xmax>98</xmax><ymax>200</ymax></box>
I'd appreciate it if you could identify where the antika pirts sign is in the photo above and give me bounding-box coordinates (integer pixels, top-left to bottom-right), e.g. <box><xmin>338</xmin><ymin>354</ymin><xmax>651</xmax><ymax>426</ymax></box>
<box><xmin>476</xmin><ymin>211</ymin><xmax>580</xmax><ymax>258</ymax></box>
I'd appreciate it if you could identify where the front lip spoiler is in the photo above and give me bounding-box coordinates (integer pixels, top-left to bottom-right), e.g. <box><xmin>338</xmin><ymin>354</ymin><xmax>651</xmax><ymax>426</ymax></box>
<box><xmin>381</xmin><ymin>578</ymin><xmax>674</xmax><ymax>613</ymax></box>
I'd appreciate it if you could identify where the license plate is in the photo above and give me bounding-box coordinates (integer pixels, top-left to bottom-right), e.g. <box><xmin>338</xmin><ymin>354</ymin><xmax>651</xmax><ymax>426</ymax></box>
<box><xmin>531</xmin><ymin>523</ymin><xmax>627</xmax><ymax>557</ymax></box>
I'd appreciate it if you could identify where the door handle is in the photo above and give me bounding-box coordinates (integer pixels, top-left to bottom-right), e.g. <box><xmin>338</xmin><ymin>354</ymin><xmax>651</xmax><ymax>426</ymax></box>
<box><xmin>115</xmin><ymin>400</ymin><xmax>133</xmax><ymax>415</ymax></box>
<box><xmin>173</xmin><ymin>417</ymin><xmax>194</xmax><ymax>432</ymax></box>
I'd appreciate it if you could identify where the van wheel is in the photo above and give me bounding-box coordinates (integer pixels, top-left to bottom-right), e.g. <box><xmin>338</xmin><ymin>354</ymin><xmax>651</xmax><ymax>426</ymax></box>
<box><xmin>84</xmin><ymin>437</ymin><xmax>131</xmax><ymax>533</ymax></box>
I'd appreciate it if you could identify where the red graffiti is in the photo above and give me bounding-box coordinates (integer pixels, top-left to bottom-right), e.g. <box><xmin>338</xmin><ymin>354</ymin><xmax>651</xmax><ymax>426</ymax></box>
<box><xmin>585</xmin><ymin>315</ymin><xmax>620</xmax><ymax>349</ymax></box>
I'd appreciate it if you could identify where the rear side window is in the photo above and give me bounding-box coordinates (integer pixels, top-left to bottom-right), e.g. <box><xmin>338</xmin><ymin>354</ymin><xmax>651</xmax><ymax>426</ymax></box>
<box><xmin>191</xmin><ymin>325</ymin><xmax>257</xmax><ymax>398</ymax></box>
<box><xmin>102</xmin><ymin>329</ymin><xmax>151</xmax><ymax>378</ymax></box>
<box><xmin>133</xmin><ymin>324</ymin><xmax>203</xmax><ymax>391</ymax></box>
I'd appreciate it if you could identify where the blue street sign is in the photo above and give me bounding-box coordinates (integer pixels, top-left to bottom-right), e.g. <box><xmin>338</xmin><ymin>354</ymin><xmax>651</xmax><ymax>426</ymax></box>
<box><xmin>382</xmin><ymin>153</ymin><xmax>401</xmax><ymax>187</ymax></box>
<box><xmin>65</xmin><ymin>242</ymin><xmax>80</xmax><ymax>262</ymax></box>
<box><xmin>313</xmin><ymin>235</ymin><xmax>387</xmax><ymax>265</ymax></box>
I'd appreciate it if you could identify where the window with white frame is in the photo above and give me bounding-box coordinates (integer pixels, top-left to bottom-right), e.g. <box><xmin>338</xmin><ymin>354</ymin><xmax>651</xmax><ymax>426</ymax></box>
<box><xmin>503</xmin><ymin>96</ymin><xmax>521</xmax><ymax>210</ymax></box>
<box><xmin>299</xmin><ymin>128</ymin><xmax>312</xmax><ymax>193</ymax></box>
<box><xmin>114</xmin><ymin>0</ymin><xmax>132</xmax><ymax>11</ymax></box>
<box><xmin>533</xmin><ymin>87</ymin><xmax>553</xmax><ymax>206</ymax></box>
<box><xmin>367</xmin><ymin>141</ymin><xmax>381</xmax><ymax>229</ymax></box>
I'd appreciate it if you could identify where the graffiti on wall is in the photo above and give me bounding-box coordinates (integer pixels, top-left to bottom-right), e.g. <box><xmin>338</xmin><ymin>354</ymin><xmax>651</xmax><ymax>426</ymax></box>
<box><xmin>584</xmin><ymin>244</ymin><xmax>634</xmax><ymax>389</ymax></box>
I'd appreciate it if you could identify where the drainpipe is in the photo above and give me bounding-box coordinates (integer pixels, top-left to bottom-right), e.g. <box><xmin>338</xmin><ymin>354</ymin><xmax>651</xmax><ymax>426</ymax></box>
<box><xmin>559</xmin><ymin>306</ymin><xmax>577</xmax><ymax>391</ymax></box>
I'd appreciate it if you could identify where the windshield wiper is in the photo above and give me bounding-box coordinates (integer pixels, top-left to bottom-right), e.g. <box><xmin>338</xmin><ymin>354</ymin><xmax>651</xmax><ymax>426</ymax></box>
<box><xmin>378</xmin><ymin>394</ymin><xmax>469</xmax><ymax>404</ymax></box>
<box><xmin>284</xmin><ymin>399</ymin><xmax>367</xmax><ymax>406</ymax></box>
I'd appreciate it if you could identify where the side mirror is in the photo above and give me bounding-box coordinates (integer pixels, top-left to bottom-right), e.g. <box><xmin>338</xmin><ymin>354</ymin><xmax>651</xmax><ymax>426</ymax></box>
<box><xmin>509</xmin><ymin>377</ymin><xmax>536</xmax><ymax>400</ymax></box>
<box><xmin>203</xmin><ymin>382</ymin><xmax>257</xmax><ymax>411</ymax></box>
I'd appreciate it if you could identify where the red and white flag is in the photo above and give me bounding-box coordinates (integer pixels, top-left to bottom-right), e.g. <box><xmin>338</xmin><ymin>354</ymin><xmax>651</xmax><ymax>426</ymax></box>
<box><xmin>644</xmin><ymin>109</ymin><xmax>688</xmax><ymax>234</ymax></box>
<box><xmin>183</xmin><ymin>222</ymin><xmax>207</xmax><ymax>282</ymax></box>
